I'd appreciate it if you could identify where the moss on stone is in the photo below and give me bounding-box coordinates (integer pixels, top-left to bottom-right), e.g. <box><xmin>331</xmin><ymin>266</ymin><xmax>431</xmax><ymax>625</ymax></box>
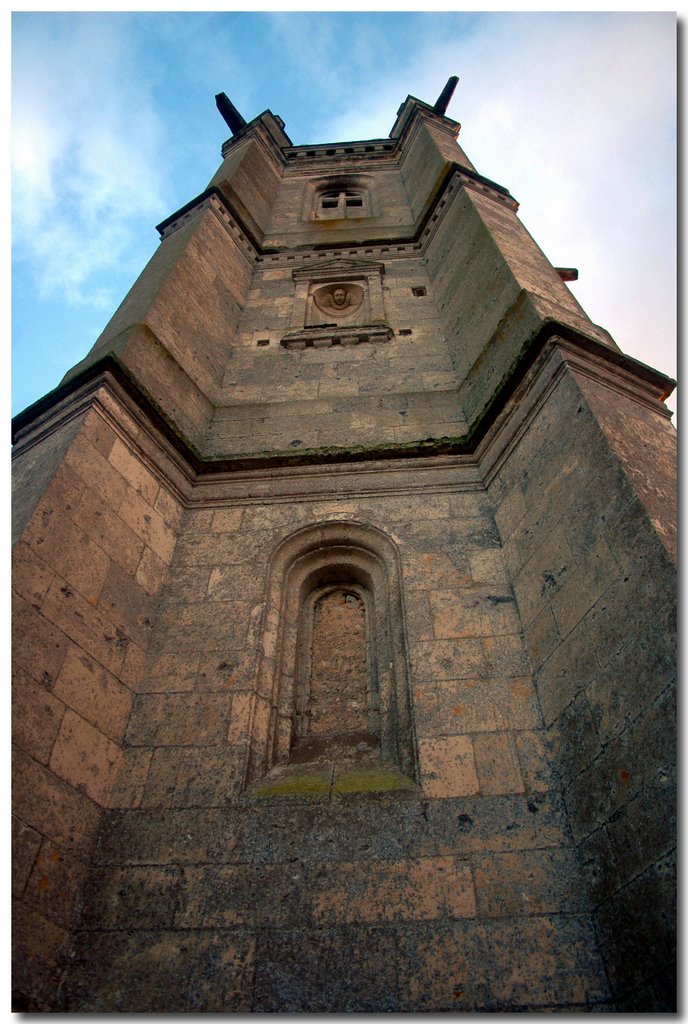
<box><xmin>334</xmin><ymin>768</ymin><xmax>417</xmax><ymax>794</ymax></box>
<box><xmin>250</xmin><ymin>772</ymin><xmax>332</xmax><ymax>798</ymax></box>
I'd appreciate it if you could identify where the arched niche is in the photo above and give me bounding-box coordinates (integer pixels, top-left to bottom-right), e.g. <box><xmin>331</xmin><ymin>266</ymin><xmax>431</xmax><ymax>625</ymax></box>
<box><xmin>245</xmin><ymin>521</ymin><xmax>416</xmax><ymax>788</ymax></box>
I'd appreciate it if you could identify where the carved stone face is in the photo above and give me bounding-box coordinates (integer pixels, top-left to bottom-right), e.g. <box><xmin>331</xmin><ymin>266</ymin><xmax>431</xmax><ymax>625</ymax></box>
<box><xmin>312</xmin><ymin>282</ymin><xmax>364</xmax><ymax>318</ymax></box>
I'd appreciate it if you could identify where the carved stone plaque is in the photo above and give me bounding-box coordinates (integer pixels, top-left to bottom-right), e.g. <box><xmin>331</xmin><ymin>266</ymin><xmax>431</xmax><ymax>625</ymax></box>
<box><xmin>312</xmin><ymin>282</ymin><xmax>364</xmax><ymax>320</ymax></box>
<box><xmin>282</xmin><ymin>257</ymin><xmax>390</xmax><ymax>349</ymax></box>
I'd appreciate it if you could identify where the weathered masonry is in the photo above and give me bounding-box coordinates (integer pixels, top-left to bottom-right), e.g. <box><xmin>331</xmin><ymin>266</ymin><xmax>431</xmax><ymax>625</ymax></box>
<box><xmin>12</xmin><ymin>79</ymin><xmax>676</xmax><ymax>1011</ymax></box>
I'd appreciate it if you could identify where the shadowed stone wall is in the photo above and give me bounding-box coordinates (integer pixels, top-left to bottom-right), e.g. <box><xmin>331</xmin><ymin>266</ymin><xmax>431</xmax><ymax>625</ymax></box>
<box><xmin>487</xmin><ymin>347</ymin><xmax>677</xmax><ymax>1009</ymax></box>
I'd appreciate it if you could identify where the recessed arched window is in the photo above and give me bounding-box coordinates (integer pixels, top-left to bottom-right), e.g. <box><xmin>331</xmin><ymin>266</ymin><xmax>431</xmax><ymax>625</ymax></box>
<box><xmin>316</xmin><ymin>188</ymin><xmax>369</xmax><ymax>220</ymax></box>
<box><xmin>243</xmin><ymin>522</ymin><xmax>417</xmax><ymax>791</ymax></box>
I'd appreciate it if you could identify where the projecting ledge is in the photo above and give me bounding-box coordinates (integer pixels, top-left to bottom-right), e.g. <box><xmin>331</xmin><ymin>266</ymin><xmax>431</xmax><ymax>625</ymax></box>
<box><xmin>281</xmin><ymin>324</ymin><xmax>393</xmax><ymax>350</ymax></box>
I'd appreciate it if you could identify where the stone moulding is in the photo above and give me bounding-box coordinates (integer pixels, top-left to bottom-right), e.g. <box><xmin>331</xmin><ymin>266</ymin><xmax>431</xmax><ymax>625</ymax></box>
<box><xmin>244</xmin><ymin>520</ymin><xmax>417</xmax><ymax>789</ymax></box>
<box><xmin>281</xmin><ymin>325</ymin><xmax>393</xmax><ymax>350</ymax></box>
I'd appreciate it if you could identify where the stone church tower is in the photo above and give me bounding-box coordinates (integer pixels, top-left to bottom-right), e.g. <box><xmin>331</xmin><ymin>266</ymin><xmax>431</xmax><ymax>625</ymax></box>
<box><xmin>12</xmin><ymin>80</ymin><xmax>676</xmax><ymax>1011</ymax></box>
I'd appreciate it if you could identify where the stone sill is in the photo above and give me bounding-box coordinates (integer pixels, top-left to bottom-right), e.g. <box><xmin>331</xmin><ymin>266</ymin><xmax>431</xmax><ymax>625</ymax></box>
<box><xmin>281</xmin><ymin>324</ymin><xmax>393</xmax><ymax>350</ymax></box>
<box><xmin>246</xmin><ymin>761</ymin><xmax>417</xmax><ymax>801</ymax></box>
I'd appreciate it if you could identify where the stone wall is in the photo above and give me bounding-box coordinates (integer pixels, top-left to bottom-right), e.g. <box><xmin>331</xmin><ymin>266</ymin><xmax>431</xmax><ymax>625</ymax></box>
<box><xmin>53</xmin><ymin>477</ymin><xmax>610</xmax><ymax>1010</ymax></box>
<box><xmin>12</xmin><ymin>391</ymin><xmax>185</xmax><ymax>1009</ymax></box>
<box><xmin>487</xmin><ymin>347</ymin><xmax>677</xmax><ymax>1008</ymax></box>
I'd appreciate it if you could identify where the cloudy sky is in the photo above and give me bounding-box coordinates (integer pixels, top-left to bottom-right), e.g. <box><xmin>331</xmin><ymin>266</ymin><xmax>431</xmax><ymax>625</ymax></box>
<box><xmin>10</xmin><ymin>11</ymin><xmax>677</xmax><ymax>417</ymax></box>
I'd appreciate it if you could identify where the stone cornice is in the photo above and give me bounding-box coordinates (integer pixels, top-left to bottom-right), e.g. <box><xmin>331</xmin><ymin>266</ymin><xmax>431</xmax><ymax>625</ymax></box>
<box><xmin>155</xmin><ymin>159</ymin><xmax>515</xmax><ymax>268</ymax></box>
<box><xmin>12</xmin><ymin>324</ymin><xmax>675</xmax><ymax>490</ymax></box>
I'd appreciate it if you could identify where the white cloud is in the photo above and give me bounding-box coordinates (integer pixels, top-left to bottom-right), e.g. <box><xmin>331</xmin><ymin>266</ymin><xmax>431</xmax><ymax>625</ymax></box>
<box><xmin>318</xmin><ymin>13</ymin><xmax>676</xmax><ymax>392</ymax></box>
<box><xmin>12</xmin><ymin>14</ymin><xmax>169</xmax><ymax>308</ymax></box>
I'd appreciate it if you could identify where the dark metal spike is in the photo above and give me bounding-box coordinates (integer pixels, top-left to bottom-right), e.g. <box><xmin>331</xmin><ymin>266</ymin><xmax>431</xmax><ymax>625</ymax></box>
<box><xmin>433</xmin><ymin>76</ymin><xmax>459</xmax><ymax>116</ymax></box>
<box><xmin>215</xmin><ymin>92</ymin><xmax>247</xmax><ymax>135</ymax></box>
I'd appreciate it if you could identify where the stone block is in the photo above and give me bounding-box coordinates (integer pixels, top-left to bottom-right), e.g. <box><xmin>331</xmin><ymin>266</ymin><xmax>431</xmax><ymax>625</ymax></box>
<box><xmin>473</xmin><ymin>847</ymin><xmax>586</xmax><ymax>917</ymax></box>
<box><xmin>53</xmin><ymin>644</ymin><xmax>133</xmax><ymax>743</ymax></box>
<box><xmin>24</xmin><ymin>838</ymin><xmax>91</xmax><ymax>930</ymax></box>
<box><xmin>185</xmin><ymin>932</ymin><xmax>255</xmax><ymax>1012</ymax></box>
<box><xmin>523</xmin><ymin>602</ymin><xmax>561</xmax><ymax>671</ymax></box>
<box><xmin>410</xmin><ymin>681</ymin><xmax>441</xmax><ymax>737</ymax></box>
<box><xmin>12</xmin><ymin>746</ymin><xmax>102</xmax><ymax>857</ymax></box>
<box><xmin>418</xmin><ymin>735</ymin><xmax>479</xmax><ymax>798</ymax></box>
<box><xmin>252</xmin><ymin>925</ymin><xmax>399</xmax><ymax>1012</ymax></box>
<box><xmin>576</xmin><ymin>825</ymin><xmax>623</xmax><ymax>909</ymax></box>
<box><xmin>109</xmin><ymin>748</ymin><xmax>154</xmax><ymax>809</ymax></box>
<box><xmin>60</xmin><ymin>930</ymin><xmax>206</xmax><ymax>1012</ymax></box>
<box><xmin>430</xmin><ymin>586</ymin><xmax>520</xmax><ymax>639</ymax></box>
<box><xmin>476</xmin><ymin>913</ymin><xmax>609</xmax><ymax>1008</ymax></box>
<box><xmin>135</xmin><ymin>546</ymin><xmax>168</xmax><ymax>596</ymax></box>
<box><xmin>468</xmin><ymin>547</ymin><xmax>510</xmax><ymax>585</ymax></box>
<box><xmin>438</xmin><ymin>677</ymin><xmax>540</xmax><ymax>733</ymax></box>
<box><xmin>12</xmin><ymin>816</ymin><xmax>42</xmax><ymax>898</ymax></box>
<box><xmin>80</xmin><ymin>408</ymin><xmax>118</xmax><ymax>458</ymax></box>
<box><xmin>97</xmin><ymin>560</ymin><xmax>157</xmax><ymax>649</ymax></box>
<box><xmin>594</xmin><ymin>851</ymin><xmax>676</xmax><ymax>1010</ymax></box>
<box><xmin>550</xmin><ymin>537</ymin><xmax>618</xmax><ymax>639</ymax></box>
<box><xmin>563</xmin><ymin>726</ymin><xmax>646</xmax><ymax>845</ymax></box>
<box><xmin>396</xmin><ymin>920</ymin><xmax>490</xmax><ymax>1010</ymax></box>
<box><xmin>586</xmin><ymin>630</ymin><xmax>675</xmax><ymax>743</ymax></box>
<box><xmin>410</xmin><ymin>638</ymin><xmax>488</xmax><ymax>682</ymax></box>
<box><xmin>402</xmin><ymin>550</ymin><xmax>472</xmax><ymax>591</ymax></box>
<box><xmin>512</xmin><ymin>529</ymin><xmax>574</xmax><ymax>626</ymax></box>
<box><xmin>144</xmin><ymin>652</ymin><xmax>200</xmax><ymax>693</ymax></box>
<box><xmin>12</xmin><ymin>592</ymin><xmax>71</xmax><ymax>692</ymax></box>
<box><xmin>513</xmin><ymin>730</ymin><xmax>552</xmax><ymax>793</ymax></box>
<box><xmin>121</xmin><ymin>638</ymin><xmax>147</xmax><ymax>692</ymax></box>
<box><xmin>139</xmin><ymin>747</ymin><xmax>183</xmax><ymax>808</ymax></box>
<box><xmin>12</xmin><ymin>541</ymin><xmax>56</xmax><ymax>609</ymax></box>
<box><xmin>180</xmin><ymin>861</ymin><xmax>311</xmax><ymax>928</ymax></box>
<box><xmin>181</xmin><ymin>508</ymin><xmax>215</xmax><ymax>533</ymax></box>
<box><xmin>547</xmin><ymin>689</ymin><xmax>602</xmax><ymax>783</ymax></box>
<box><xmin>211</xmin><ymin>507</ymin><xmax>244</xmax><ymax>532</ymax></box>
<box><xmin>493</xmin><ymin>484</ymin><xmax>528</xmax><ymax>542</ymax></box>
<box><xmin>154</xmin><ymin>487</ymin><xmax>184</xmax><ymax>532</ymax></box>
<box><xmin>198</xmin><ymin>648</ymin><xmax>256</xmax><ymax>692</ymax></box>
<box><xmin>22</xmin><ymin>504</ymin><xmax>111</xmax><ymax>606</ymax></box>
<box><xmin>12</xmin><ymin>900</ymin><xmax>71</xmax><ymax>1011</ymax></box>
<box><xmin>75</xmin><ymin>485</ymin><xmax>145</xmax><ymax>576</ymax></box>
<box><xmin>482</xmin><ymin>633</ymin><xmax>532</xmax><ymax>677</ymax></box>
<box><xmin>534</xmin><ymin>618</ymin><xmax>600</xmax><ymax>727</ymax></box>
<box><xmin>473</xmin><ymin>731</ymin><xmax>524</xmax><ymax>796</ymax></box>
<box><xmin>94</xmin><ymin>807</ymin><xmax>239</xmax><ymax>866</ymax></box>
<box><xmin>584</xmin><ymin>568</ymin><xmax>674</xmax><ymax>672</ymax></box>
<box><xmin>606</xmin><ymin>769</ymin><xmax>676</xmax><ymax>885</ymax></box>
<box><xmin>64</xmin><ymin>431</ymin><xmax>128</xmax><ymax>510</ymax></box>
<box><xmin>172</xmin><ymin>747</ymin><xmax>243</xmax><ymax>806</ymax></box>
<box><xmin>80</xmin><ymin>865</ymin><xmax>182</xmax><ymax>930</ymax></box>
<box><xmin>151</xmin><ymin>599</ymin><xmax>252</xmax><ymax>655</ymax></box>
<box><xmin>12</xmin><ymin>662</ymin><xmax>65</xmax><ymax>764</ymax></box>
<box><xmin>226</xmin><ymin>689</ymin><xmax>255</xmax><ymax>746</ymax></box>
<box><xmin>312</xmin><ymin>855</ymin><xmax>475</xmax><ymax>924</ymax></box>
<box><xmin>119</xmin><ymin>487</ymin><xmax>176</xmax><ymax>564</ymax></box>
<box><xmin>40</xmin><ymin>579</ymin><xmax>129</xmax><ymax>677</ymax></box>
<box><xmin>126</xmin><ymin>692</ymin><xmax>232</xmax><ymax>747</ymax></box>
<box><xmin>107</xmin><ymin>437</ymin><xmax>160</xmax><ymax>505</ymax></box>
<box><xmin>397</xmin><ymin>913</ymin><xmax>609</xmax><ymax>1010</ymax></box>
<box><xmin>158</xmin><ymin>563</ymin><xmax>212</xmax><ymax>604</ymax></box>
<box><xmin>49</xmin><ymin>710</ymin><xmax>122</xmax><ymax>807</ymax></box>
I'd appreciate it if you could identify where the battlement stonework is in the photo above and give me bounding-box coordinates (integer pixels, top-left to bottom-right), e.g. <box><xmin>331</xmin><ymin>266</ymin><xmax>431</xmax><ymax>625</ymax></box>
<box><xmin>12</xmin><ymin>82</ymin><xmax>676</xmax><ymax>1011</ymax></box>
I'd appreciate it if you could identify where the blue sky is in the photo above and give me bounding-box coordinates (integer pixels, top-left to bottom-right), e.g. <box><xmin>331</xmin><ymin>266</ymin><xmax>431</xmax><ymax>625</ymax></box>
<box><xmin>10</xmin><ymin>11</ymin><xmax>677</xmax><ymax>417</ymax></box>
